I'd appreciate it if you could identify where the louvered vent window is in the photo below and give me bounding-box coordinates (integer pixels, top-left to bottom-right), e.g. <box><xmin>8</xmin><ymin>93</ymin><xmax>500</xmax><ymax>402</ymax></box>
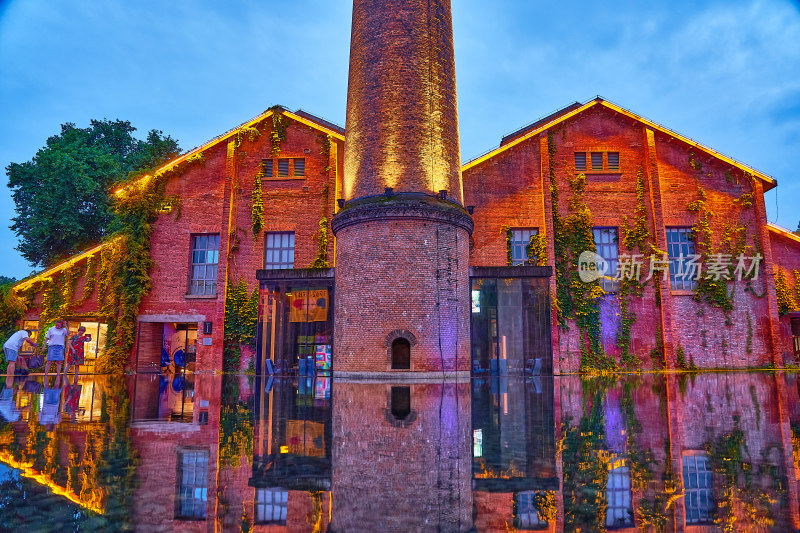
<box><xmin>293</xmin><ymin>158</ymin><xmax>305</xmax><ymax>176</ymax></box>
<box><xmin>574</xmin><ymin>152</ymin><xmax>587</xmax><ymax>171</ymax></box>
<box><xmin>277</xmin><ymin>158</ymin><xmax>289</xmax><ymax>177</ymax></box>
<box><xmin>261</xmin><ymin>159</ymin><xmax>273</xmax><ymax>177</ymax></box>
<box><xmin>607</xmin><ymin>152</ymin><xmax>620</xmax><ymax>171</ymax></box>
<box><xmin>591</xmin><ymin>152</ymin><xmax>604</xmax><ymax>171</ymax></box>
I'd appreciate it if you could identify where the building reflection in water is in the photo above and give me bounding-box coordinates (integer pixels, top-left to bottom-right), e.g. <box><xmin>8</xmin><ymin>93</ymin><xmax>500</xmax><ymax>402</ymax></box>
<box><xmin>2</xmin><ymin>372</ymin><xmax>800</xmax><ymax>530</ymax></box>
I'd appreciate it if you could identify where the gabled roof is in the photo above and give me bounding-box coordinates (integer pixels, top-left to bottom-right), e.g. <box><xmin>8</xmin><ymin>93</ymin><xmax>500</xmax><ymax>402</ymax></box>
<box><xmin>14</xmin><ymin>237</ymin><xmax>121</xmax><ymax>292</ymax></box>
<box><xmin>499</xmin><ymin>102</ymin><xmax>582</xmax><ymax>146</ymax></box>
<box><xmin>767</xmin><ymin>222</ymin><xmax>800</xmax><ymax>245</ymax></box>
<box><xmin>113</xmin><ymin>106</ymin><xmax>344</xmax><ymax>196</ymax></box>
<box><xmin>14</xmin><ymin>107</ymin><xmax>344</xmax><ymax>293</ymax></box>
<box><xmin>462</xmin><ymin>97</ymin><xmax>777</xmax><ymax>192</ymax></box>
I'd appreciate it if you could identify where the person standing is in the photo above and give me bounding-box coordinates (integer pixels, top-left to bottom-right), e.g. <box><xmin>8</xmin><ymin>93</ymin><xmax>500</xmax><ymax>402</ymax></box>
<box><xmin>3</xmin><ymin>329</ymin><xmax>37</xmax><ymax>378</ymax></box>
<box><xmin>44</xmin><ymin>319</ymin><xmax>68</xmax><ymax>378</ymax></box>
<box><xmin>65</xmin><ymin>326</ymin><xmax>89</xmax><ymax>381</ymax></box>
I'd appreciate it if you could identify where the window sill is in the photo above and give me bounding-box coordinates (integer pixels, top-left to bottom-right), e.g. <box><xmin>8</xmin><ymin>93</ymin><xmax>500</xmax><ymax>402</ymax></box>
<box><xmin>185</xmin><ymin>293</ymin><xmax>218</xmax><ymax>300</ymax></box>
<box><xmin>264</xmin><ymin>176</ymin><xmax>305</xmax><ymax>181</ymax></box>
<box><xmin>670</xmin><ymin>290</ymin><xmax>696</xmax><ymax>296</ymax></box>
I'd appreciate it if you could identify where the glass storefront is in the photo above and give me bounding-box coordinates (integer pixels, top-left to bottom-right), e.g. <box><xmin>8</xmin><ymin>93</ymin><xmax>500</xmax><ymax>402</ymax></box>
<box><xmin>67</xmin><ymin>321</ymin><xmax>108</xmax><ymax>365</ymax></box>
<box><xmin>470</xmin><ymin>275</ymin><xmax>552</xmax><ymax>375</ymax></box>
<box><xmin>257</xmin><ymin>280</ymin><xmax>334</xmax><ymax>375</ymax></box>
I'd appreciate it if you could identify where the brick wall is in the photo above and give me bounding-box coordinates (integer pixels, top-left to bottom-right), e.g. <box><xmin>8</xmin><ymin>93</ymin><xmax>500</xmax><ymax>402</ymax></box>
<box><xmin>334</xmin><ymin>219</ymin><xmax>471</xmax><ymax>373</ymax></box>
<box><xmin>464</xmin><ymin>102</ymin><xmax>783</xmax><ymax>370</ymax></box>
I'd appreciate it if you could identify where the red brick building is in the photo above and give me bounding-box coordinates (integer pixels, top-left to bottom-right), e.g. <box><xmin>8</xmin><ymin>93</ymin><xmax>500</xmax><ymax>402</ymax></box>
<box><xmin>11</xmin><ymin>1</ymin><xmax>800</xmax><ymax>375</ymax></box>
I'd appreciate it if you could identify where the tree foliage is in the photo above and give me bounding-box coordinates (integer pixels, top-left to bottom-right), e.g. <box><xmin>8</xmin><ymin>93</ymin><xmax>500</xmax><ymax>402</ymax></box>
<box><xmin>6</xmin><ymin>119</ymin><xmax>179</xmax><ymax>267</ymax></box>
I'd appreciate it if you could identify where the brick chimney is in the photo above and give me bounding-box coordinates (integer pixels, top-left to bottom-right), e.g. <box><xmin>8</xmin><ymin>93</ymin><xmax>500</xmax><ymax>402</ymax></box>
<box><xmin>332</xmin><ymin>0</ymin><xmax>472</xmax><ymax>375</ymax></box>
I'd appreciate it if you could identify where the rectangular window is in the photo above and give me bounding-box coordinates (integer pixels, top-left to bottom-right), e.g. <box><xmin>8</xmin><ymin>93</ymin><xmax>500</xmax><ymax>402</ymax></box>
<box><xmin>19</xmin><ymin>320</ymin><xmax>38</xmax><ymax>355</ymax></box>
<box><xmin>510</xmin><ymin>228</ymin><xmax>538</xmax><ymax>266</ymax></box>
<box><xmin>515</xmin><ymin>491</ymin><xmax>547</xmax><ymax>528</ymax></box>
<box><xmin>293</xmin><ymin>158</ymin><xmax>305</xmax><ymax>176</ymax></box>
<box><xmin>265</xmin><ymin>232</ymin><xmax>295</xmax><ymax>269</ymax></box>
<box><xmin>175</xmin><ymin>450</ymin><xmax>209</xmax><ymax>520</ymax></box>
<box><xmin>593</xmin><ymin>227</ymin><xmax>619</xmax><ymax>292</ymax></box>
<box><xmin>666</xmin><ymin>227</ymin><xmax>697</xmax><ymax>290</ymax></box>
<box><xmin>277</xmin><ymin>158</ymin><xmax>290</xmax><ymax>177</ymax></box>
<box><xmin>607</xmin><ymin>152</ymin><xmax>620</xmax><ymax>171</ymax></box>
<box><xmin>255</xmin><ymin>488</ymin><xmax>288</xmax><ymax>524</ymax></box>
<box><xmin>574</xmin><ymin>152</ymin><xmax>587</xmax><ymax>171</ymax></box>
<box><xmin>683</xmin><ymin>454</ymin><xmax>713</xmax><ymax>524</ymax></box>
<box><xmin>591</xmin><ymin>152</ymin><xmax>604</xmax><ymax>171</ymax></box>
<box><xmin>189</xmin><ymin>234</ymin><xmax>219</xmax><ymax>296</ymax></box>
<box><xmin>261</xmin><ymin>159</ymin><xmax>273</xmax><ymax>177</ymax></box>
<box><xmin>606</xmin><ymin>458</ymin><xmax>633</xmax><ymax>528</ymax></box>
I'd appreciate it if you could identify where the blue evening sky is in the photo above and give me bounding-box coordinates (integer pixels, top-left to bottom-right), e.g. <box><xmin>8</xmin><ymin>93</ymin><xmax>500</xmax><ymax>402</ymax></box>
<box><xmin>1</xmin><ymin>0</ymin><xmax>799</xmax><ymax>279</ymax></box>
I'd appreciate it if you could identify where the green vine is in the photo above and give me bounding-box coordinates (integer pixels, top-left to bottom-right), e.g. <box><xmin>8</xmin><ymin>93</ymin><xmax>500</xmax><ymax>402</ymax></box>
<box><xmin>548</xmin><ymin>133</ymin><xmax>608</xmax><ymax>371</ymax></box>
<box><xmin>308</xmin><ymin>136</ymin><xmax>332</xmax><ymax>268</ymax></box>
<box><xmin>219</xmin><ymin>376</ymin><xmax>254</xmax><ymax>467</ymax></box>
<box><xmin>775</xmin><ymin>269</ymin><xmax>797</xmax><ymax>315</ymax></box>
<box><xmin>706</xmin><ymin>426</ymin><xmax>777</xmax><ymax>531</ymax></box>
<box><xmin>223</xmin><ymin>279</ymin><xmax>259</xmax><ymax>371</ymax></box>
<box><xmin>251</xmin><ymin>164</ymin><xmax>264</xmax><ymax>237</ymax></box>
<box><xmin>501</xmin><ymin>226</ymin><xmax>513</xmax><ymax>266</ymax></box>
<box><xmin>234</xmin><ymin>126</ymin><xmax>261</xmax><ymax>149</ymax></box>
<box><xmin>526</xmin><ymin>233</ymin><xmax>547</xmax><ymax>266</ymax></box>
<box><xmin>269</xmin><ymin>107</ymin><xmax>288</xmax><ymax>156</ymax></box>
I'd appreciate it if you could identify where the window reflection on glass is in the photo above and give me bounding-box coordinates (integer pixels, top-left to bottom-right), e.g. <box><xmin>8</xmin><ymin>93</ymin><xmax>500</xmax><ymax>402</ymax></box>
<box><xmin>683</xmin><ymin>454</ymin><xmax>713</xmax><ymax>524</ymax></box>
<box><xmin>175</xmin><ymin>449</ymin><xmax>208</xmax><ymax>520</ymax></box>
<box><xmin>606</xmin><ymin>457</ymin><xmax>633</xmax><ymax>528</ymax></box>
<box><xmin>593</xmin><ymin>227</ymin><xmax>619</xmax><ymax>293</ymax></box>
<box><xmin>255</xmin><ymin>487</ymin><xmax>288</xmax><ymax>524</ymax></box>
<box><xmin>515</xmin><ymin>491</ymin><xmax>546</xmax><ymax>528</ymax></box>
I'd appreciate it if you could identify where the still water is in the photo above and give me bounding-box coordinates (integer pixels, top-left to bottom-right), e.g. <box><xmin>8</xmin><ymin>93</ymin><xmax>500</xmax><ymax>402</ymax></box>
<box><xmin>0</xmin><ymin>371</ymin><xmax>798</xmax><ymax>532</ymax></box>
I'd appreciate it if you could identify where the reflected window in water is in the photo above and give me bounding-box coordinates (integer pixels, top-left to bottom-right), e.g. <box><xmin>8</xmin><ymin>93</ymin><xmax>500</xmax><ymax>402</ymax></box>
<box><xmin>515</xmin><ymin>491</ymin><xmax>546</xmax><ymax>529</ymax></box>
<box><xmin>606</xmin><ymin>457</ymin><xmax>633</xmax><ymax>528</ymax></box>
<box><xmin>175</xmin><ymin>449</ymin><xmax>208</xmax><ymax>520</ymax></box>
<box><xmin>255</xmin><ymin>488</ymin><xmax>288</xmax><ymax>525</ymax></box>
<box><xmin>391</xmin><ymin>338</ymin><xmax>410</xmax><ymax>370</ymax></box>
<box><xmin>683</xmin><ymin>453</ymin><xmax>713</xmax><ymax>524</ymax></box>
<box><xmin>390</xmin><ymin>386</ymin><xmax>411</xmax><ymax>420</ymax></box>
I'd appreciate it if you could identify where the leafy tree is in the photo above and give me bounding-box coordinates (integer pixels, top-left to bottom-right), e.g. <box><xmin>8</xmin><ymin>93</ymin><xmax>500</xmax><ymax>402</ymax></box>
<box><xmin>6</xmin><ymin>120</ymin><xmax>179</xmax><ymax>267</ymax></box>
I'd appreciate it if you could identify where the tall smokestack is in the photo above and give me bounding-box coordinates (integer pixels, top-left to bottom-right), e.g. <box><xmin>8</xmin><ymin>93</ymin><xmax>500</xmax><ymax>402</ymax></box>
<box><xmin>332</xmin><ymin>0</ymin><xmax>472</xmax><ymax>376</ymax></box>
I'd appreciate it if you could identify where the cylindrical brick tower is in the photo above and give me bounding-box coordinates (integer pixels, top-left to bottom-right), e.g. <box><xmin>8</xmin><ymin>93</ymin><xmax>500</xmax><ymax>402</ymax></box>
<box><xmin>332</xmin><ymin>0</ymin><xmax>472</xmax><ymax>375</ymax></box>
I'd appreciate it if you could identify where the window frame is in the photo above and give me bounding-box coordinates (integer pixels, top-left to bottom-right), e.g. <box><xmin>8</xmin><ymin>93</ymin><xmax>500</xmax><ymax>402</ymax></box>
<box><xmin>264</xmin><ymin>231</ymin><xmax>295</xmax><ymax>269</ymax></box>
<box><xmin>188</xmin><ymin>234</ymin><xmax>220</xmax><ymax>296</ymax></box>
<box><xmin>666</xmin><ymin>227</ymin><xmax>698</xmax><ymax>291</ymax></box>
<box><xmin>573</xmin><ymin>151</ymin><xmax>621</xmax><ymax>173</ymax></box>
<box><xmin>261</xmin><ymin>157</ymin><xmax>306</xmax><ymax>179</ymax></box>
<box><xmin>254</xmin><ymin>487</ymin><xmax>288</xmax><ymax>525</ymax></box>
<box><xmin>175</xmin><ymin>448</ymin><xmax>209</xmax><ymax>521</ymax></box>
<box><xmin>682</xmin><ymin>453</ymin><xmax>713</xmax><ymax>525</ymax></box>
<box><xmin>509</xmin><ymin>228</ymin><xmax>539</xmax><ymax>266</ymax></box>
<box><xmin>593</xmin><ymin>227</ymin><xmax>620</xmax><ymax>293</ymax></box>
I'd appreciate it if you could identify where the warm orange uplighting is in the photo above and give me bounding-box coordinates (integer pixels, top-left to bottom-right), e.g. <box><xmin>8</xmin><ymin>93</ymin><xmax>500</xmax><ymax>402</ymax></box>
<box><xmin>0</xmin><ymin>451</ymin><xmax>105</xmax><ymax>514</ymax></box>
<box><xmin>767</xmin><ymin>222</ymin><xmax>800</xmax><ymax>244</ymax></box>
<box><xmin>13</xmin><ymin>236</ymin><xmax>123</xmax><ymax>292</ymax></box>
<box><xmin>113</xmin><ymin>109</ymin><xmax>344</xmax><ymax>196</ymax></box>
<box><xmin>461</xmin><ymin>98</ymin><xmax>777</xmax><ymax>192</ymax></box>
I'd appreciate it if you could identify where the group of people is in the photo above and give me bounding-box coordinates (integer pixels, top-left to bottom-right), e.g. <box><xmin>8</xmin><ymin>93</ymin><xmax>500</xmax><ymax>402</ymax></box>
<box><xmin>3</xmin><ymin>319</ymin><xmax>91</xmax><ymax>378</ymax></box>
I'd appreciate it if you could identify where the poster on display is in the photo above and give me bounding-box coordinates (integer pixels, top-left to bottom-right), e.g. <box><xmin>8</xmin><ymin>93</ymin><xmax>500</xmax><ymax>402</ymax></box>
<box><xmin>315</xmin><ymin>345</ymin><xmax>331</xmax><ymax>371</ymax></box>
<box><xmin>289</xmin><ymin>290</ymin><xmax>329</xmax><ymax>322</ymax></box>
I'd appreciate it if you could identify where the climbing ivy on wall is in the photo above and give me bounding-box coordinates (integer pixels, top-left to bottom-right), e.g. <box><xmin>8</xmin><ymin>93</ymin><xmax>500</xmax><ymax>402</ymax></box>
<box><xmin>269</xmin><ymin>107</ymin><xmax>288</xmax><ymax>156</ymax></box>
<box><xmin>547</xmin><ymin>133</ymin><xmax>609</xmax><ymax>371</ymax></box>
<box><xmin>526</xmin><ymin>233</ymin><xmax>547</xmax><ymax>267</ymax></box>
<box><xmin>13</xmin><ymin>154</ymin><xmax>197</xmax><ymax>373</ymax></box>
<box><xmin>251</xmin><ymin>162</ymin><xmax>265</xmax><ymax>236</ymax></box>
<box><xmin>561</xmin><ymin>381</ymin><xmax>609</xmax><ymax>530</ymax></box>
<box><xmin>775</xmin><ymin>269</ymin><xmax>798</xmax><ymax>315</ymax></box>
<box><xmin>223</xmin><ymin>278</ymin><xmax>259</xmax><ymax>372</ymax></box>
<box><xmin>309</xmin><ymin>133</ymin><xmax>332</xmax><ymax>269</ymax></box>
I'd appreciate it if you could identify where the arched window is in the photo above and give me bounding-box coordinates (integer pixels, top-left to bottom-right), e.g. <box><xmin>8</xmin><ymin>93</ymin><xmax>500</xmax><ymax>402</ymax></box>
<box><xmin>391</xmin><ymin>338</ymin><xmax>410</xmax><ymax>369</ymax></box>
<box><xmin>390</xmin><ymin>386</ymin><xmax>411</xmax><ymax>420</ymax></box>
